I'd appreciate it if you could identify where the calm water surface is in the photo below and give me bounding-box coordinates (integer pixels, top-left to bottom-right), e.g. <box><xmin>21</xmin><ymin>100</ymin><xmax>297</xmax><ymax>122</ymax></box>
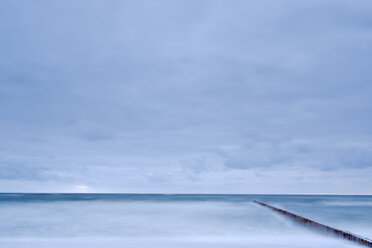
<box><xmin>0</xmin><ymin>194</ymin><xmax>371</xmax><ymax>248</ymax></box>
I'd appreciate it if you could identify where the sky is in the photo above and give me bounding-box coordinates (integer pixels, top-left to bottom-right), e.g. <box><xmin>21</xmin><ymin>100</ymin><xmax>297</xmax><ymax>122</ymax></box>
<box><xmin>1</xmin><ymin>0</ymin><xmax>372</xmax><ymax>194</ymax></box>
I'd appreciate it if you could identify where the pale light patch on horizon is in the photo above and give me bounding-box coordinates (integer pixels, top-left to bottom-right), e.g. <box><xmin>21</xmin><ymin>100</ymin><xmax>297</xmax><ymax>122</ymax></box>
<box><xmin>75</xmin><ymin>185</ymin><xmax>90</xmax><ymax>193</ymax></box>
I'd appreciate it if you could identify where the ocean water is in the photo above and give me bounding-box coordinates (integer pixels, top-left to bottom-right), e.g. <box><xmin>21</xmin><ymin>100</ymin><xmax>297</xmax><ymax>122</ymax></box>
<box><xmin>0</xmin><ymin>194</ymin><xmax>371</xmax><ymax>248</ymax></box>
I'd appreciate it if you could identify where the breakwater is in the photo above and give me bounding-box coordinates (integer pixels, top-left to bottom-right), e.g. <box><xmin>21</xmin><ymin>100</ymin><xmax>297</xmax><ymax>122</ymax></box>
<box><xmin>254</xmin><ymin>200</ymin><xmax>372</xmax><ymax>247</ymax></box>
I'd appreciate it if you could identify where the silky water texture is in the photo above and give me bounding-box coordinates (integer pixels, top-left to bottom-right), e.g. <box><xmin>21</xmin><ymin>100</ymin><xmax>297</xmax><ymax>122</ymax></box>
<box><xmin>0</xmin><ymin>194</ymin><xmax>371</xmax><ymax>248</ymax></box>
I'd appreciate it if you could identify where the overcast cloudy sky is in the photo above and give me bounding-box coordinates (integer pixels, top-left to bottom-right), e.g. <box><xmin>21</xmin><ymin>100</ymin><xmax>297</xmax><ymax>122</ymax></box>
<box><xmin>1</xmin><ymin>0</ymin><xmax>372</xmax><ymax>193</ymax></box>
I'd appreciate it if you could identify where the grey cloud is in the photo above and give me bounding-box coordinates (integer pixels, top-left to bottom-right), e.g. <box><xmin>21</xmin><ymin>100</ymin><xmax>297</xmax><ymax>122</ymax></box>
<box><xmin>0</xmin><ymin>0</ymin><xmax>372</xmax><ymax>193</ymax></box>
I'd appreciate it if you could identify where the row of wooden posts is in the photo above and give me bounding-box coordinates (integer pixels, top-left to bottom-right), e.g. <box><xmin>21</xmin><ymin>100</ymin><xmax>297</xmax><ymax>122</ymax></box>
<box><xmin>253</xmin><ymin>200</ymin><xmax>372</xmax><ymax>247</ymax></box>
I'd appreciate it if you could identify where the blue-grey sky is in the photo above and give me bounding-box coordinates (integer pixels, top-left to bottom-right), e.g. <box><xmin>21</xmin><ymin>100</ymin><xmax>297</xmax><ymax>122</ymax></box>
<box><xmin>1</xmin><ymin>0</ymin><xmax>372</xmax><ymax>193</ymax></box>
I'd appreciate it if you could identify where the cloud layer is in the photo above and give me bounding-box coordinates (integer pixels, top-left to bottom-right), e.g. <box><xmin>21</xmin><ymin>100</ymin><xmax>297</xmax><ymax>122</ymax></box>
<box><xmin>1</xmin><ymin>0</ymin><xmax>372</xmax><ymax>193</ymax></box>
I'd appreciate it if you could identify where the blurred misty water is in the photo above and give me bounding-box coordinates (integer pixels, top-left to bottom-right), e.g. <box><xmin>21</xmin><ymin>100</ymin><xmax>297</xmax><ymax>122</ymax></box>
<box><xmin>0</xmin><ymin>194</ymin><xmax>371</xmax><ymax>248</ymax></box>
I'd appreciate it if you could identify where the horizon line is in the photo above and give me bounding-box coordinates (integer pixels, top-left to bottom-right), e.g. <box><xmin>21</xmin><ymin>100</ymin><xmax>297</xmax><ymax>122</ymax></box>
<box><xmin>0</xmin><ymin>192</ymin><xmax>371</xmax><ymax>196</ymax></box>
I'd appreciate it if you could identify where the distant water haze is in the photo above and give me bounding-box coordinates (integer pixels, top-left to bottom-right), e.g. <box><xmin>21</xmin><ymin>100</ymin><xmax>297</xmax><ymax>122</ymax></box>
<box><xmin>0</xmin><ymin>194</ymin><xmax>371</xmax><ymax>248</ymax></box>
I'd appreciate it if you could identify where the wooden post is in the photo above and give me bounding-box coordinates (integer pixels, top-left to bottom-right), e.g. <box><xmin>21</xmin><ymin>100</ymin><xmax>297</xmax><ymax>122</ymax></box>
<box><xmin>253</xmin><ymin>200</ymin><xmax>372</xmax><ymax>247</ymax></box>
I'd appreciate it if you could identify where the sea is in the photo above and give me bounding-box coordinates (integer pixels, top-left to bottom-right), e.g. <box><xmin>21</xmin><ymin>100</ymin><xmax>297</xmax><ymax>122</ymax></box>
<box><xmin>0</xmin><ymin>194</ymin><xmax>371</xmax><ymax>248</ymax></box>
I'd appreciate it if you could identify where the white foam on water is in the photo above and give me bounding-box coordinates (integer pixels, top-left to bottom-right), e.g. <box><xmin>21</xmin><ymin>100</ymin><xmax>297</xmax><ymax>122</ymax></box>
<box><xmin>0</xmin><ymin>198</ymin><xmax>368</xmax><ymax>247</ymax></box>
<box><xmin>0</xmin><ymin>235</ymin><xmax>358</xmax><ymax>248</ymax></box>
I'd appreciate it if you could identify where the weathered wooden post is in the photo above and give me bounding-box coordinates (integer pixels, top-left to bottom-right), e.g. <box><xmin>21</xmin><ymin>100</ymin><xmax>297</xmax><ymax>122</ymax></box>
<box><xmin>253</xmin><ymin>200</ymin><xmax>372</xmax><ymax>247</ymax></box>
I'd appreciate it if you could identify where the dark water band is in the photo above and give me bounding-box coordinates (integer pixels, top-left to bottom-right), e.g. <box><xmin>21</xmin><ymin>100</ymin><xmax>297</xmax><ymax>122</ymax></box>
<box><xmin>254</xmin><ymin>200</ymin><xmax>372</xmax><ymax>247</ymax></box>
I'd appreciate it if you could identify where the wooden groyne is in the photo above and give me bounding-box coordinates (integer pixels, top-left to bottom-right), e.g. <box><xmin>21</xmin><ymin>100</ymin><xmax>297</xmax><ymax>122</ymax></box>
<box><xmin>254</xmin><ymin>200</ymin><xmax>372</xmax><ymax>247</ymax></box>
